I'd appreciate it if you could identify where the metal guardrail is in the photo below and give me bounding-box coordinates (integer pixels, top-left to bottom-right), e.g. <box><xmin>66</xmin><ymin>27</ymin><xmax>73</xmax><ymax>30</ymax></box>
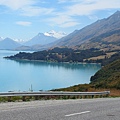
<box><xmin>0</xmin><ymin>91</ymin><xmax>110</xmax><ymax>97</ymax></box>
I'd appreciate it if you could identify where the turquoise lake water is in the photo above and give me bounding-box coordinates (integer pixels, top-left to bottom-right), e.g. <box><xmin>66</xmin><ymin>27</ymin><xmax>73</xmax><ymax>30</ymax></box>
<box><xmin>0</xmin><ymin>50</ymin><xmax>101</xmax><ymax>92</ymax></box>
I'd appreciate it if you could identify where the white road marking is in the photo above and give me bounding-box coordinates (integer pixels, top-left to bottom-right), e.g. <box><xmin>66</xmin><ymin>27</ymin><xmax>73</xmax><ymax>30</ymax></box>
<box><xmin>65</xmin><ymin>111</ymin><xmax>91</xmax><ymax>117</ymax></box>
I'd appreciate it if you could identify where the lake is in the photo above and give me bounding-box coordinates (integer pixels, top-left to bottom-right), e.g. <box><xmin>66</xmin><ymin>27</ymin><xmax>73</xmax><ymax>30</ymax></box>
<box><xmin>0</xmin><ymin>50</ymin><xmax>101</xmax><ymax>92</ymax></box>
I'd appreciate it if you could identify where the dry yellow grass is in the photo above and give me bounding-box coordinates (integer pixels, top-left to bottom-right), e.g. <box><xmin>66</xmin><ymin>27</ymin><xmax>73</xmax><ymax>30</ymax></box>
<box><xmin>106</xmin><ymin>52</ymin><xmax>117</xmax><ymax>58</ymax></box>
<box><xmin>87</xmin><ymin>55</ymin><xmax>105</xmax><ymax>60</ymax></box>
<box><xmin>88</xmin><ymin>88</ymin><xmax>120</xmax><ymax>97</ymax></box>
<box><xmin>85</xmin><ymin>52</ymin><xmax>117</xmax><ymax>61</ymax></box>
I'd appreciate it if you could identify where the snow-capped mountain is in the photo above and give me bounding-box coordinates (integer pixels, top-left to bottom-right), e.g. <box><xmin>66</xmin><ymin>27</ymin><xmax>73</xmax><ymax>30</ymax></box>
<box><xmin>13</xmin><ymin>39</ymin><xmax>25</xmax><ymax>43</ymax></box>
<box><xmin>44</xmin><ymin>30</ymin><xmax>67</xmax><ymax>39</ymax></box>
<box><xmin>0</xmin><ymin>37</ymin><xmax>3</xmax><ymax>41</ymax></box>
<box><xmin>0</xmin><ymin>30</ymin><xmax>67</xmax><ymax>50</ymax></box>
<box><xmin>24</xmin><ymin>32</ymin><xmax>58</xmax><ymax>46</ymax></box>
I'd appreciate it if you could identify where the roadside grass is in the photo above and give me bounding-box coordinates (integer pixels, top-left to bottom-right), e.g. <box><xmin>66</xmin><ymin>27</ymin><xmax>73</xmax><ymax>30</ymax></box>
<box><xmin>87</xmin><ymin>88</ymin><xmax>120</xmax><ymax>97</ymax></box>
<box><xmin>0</xmin><ymin>95</ymin><xmax>108</xmax><ymax>103</ymax></box>
<box><xmin>0</xmin><ymin>86</ymin><xmax>119</xmax><ymax>103</ymax></box>
<box><xmin>53</xmin><ymin>84</ymin><xmax>120</xmax><ymax>97</ymax></box>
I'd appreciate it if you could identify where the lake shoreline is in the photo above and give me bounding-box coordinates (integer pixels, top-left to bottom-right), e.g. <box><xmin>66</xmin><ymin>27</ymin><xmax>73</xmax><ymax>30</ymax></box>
<box><xmin>4</xmin><ymin>57</ymin><xmax>101</xmax><ymax>65</ymax></box>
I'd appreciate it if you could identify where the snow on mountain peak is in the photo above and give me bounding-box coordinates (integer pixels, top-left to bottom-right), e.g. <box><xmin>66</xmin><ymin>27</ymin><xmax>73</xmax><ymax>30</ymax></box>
<box><xmin>0</xmin><ymin>37</ymin><xmax>4</xmax><ymax>41</ymax></box>
<box><xmin>44</xmin><ymin>30</ymin><xmax>67</xmax><ymax>39</ymax></box>
<box><xmin>13</xmin><ymin>38</ymin><xmax>25</xmax><ymax>43</ymax></box>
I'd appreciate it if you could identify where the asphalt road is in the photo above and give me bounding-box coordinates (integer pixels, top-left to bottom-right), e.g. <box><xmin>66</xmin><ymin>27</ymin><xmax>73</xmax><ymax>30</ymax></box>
<box><xmin>0</xmin><ymin>98</ymin><xmax>120</xmax><ymax>120</ymax></box>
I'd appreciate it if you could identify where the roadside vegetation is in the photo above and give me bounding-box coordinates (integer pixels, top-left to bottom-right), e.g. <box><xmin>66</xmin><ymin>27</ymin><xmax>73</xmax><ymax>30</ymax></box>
<box><xmin>0</xmin><ymin>92</ymin><xmax>110</xmax><ymax>103</ymax></box>
<box><xmin>53</xmin><ymin>84</ymin><xmax>120</xmax><ymax>97</ymax></box>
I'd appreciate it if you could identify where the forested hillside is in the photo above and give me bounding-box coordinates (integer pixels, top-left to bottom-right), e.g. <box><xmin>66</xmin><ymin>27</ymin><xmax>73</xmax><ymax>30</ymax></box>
<box><xmin>5</xmin><ymin>47</ymin><xmax>120</xmax><ymax>66</ymax></box>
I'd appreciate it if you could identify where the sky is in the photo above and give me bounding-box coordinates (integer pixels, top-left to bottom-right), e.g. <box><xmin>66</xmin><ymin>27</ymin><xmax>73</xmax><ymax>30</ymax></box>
<box><xmin>0</xmin><ymin>0</ymin><xmax>120</xmax><ymax>41</ymax></box>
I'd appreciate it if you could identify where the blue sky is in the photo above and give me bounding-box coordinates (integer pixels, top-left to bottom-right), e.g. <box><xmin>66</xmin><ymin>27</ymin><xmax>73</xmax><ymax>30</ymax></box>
<box><xmin>0</xmin><ymin>0</ymin><xmax>120</xmax><ymax>41</ymax></box>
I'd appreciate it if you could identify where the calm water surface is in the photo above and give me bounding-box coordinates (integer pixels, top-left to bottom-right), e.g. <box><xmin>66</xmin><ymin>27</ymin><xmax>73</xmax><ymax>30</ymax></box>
<box><xmin>0</xmin><ymin>50</ymin><xmax>101</xmax><ymax>92</ymax></box>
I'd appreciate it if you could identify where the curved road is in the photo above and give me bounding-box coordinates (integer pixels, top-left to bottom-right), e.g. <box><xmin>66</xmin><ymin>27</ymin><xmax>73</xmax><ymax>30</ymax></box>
<box><xmin>0</xmin><ymin>98</ymin><xmax>120</xmax><ymax>120</ymax></box>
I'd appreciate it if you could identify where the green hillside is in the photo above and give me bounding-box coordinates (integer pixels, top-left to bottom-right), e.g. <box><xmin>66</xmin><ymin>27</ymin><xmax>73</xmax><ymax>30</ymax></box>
<box><xmin>90</xmin><ymin>59</ymin><xmax>120</xmax><ymax>89</ymax></box>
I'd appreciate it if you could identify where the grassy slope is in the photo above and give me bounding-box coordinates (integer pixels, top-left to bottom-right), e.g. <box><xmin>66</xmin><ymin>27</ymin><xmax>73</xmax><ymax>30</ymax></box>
<box><xmin>90</xmin><ymin>59</ymin><xmax>120</xmax><ymax>89</ymax></box>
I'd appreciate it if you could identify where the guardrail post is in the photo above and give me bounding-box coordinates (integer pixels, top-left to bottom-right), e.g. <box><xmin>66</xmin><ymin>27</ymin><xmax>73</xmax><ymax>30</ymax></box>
<box><xmin>35</xmin><ymin>96</ymin><xmax>39</xmax><ymax>100</ymax></box>
<box><xmin>8</xmin><ymin>96</ymin><xmax>11</xmax><ymax>102</ymax></box>
<box><xmin>82</xmin><ymin>95</ymin><xmax>85</xmax><ymax>99</ymax></box>
<box><xmin>22</xmin><ymin>96</ymin><xmax>26</xmax><ymax>101</ymax></box>
<box><xmin>105</xmin><ymin>93</ymin><xmax>109</xmax><ymax>97</ymax></box>
<box><xmin>92</xmin><ymin>95</ymin><xmax>94</xmax><ymax>98</ymax></box>
<box><xmin>100</xmin><ymin>95</ymin><xmax>103</xmax><ymax>98</ymax></box>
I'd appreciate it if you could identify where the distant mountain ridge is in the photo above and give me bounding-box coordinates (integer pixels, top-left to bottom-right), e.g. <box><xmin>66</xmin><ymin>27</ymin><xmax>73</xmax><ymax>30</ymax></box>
<box><xmin>0</xmin><ymin>30</ymin><xmax>66</xmax><ymax>50</ymax></box>
<box><xmin>46</xmin><ymin>11</ymin><xmax>120</xmax><ymax>50</ymax></box>
<box><xmin>0</xmin><ymin>38</ymin><xmax>21</xmax><ymax>49</ymax></box>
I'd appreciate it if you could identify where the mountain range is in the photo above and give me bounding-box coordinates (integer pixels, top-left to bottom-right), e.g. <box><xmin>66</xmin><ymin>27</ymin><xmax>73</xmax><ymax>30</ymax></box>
<box><xmin>47</xmin><ymin>11</ymin><xmax>120</xmax><ymax>51</ymax></box>
<box><xmin>0</xmin><ymin>30</ymin><xmax>66</xmax><ymax>50</ymax></box>
<box><xmin>27</xmin><ymin>11</ymin><xmax>120</xmax><ymax>51</ymax></box>
<box><xmin>0</xmin><ymin>11</ymin><xmax>120</xmax><ymax>51</ymax></box>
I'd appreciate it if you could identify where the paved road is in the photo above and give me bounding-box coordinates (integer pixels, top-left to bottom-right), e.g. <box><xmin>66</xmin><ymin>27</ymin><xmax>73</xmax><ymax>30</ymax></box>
<box><xmin>0</xmin><ymin>98</ymin><xmax>120</xmax><ymax>120</ymax></box>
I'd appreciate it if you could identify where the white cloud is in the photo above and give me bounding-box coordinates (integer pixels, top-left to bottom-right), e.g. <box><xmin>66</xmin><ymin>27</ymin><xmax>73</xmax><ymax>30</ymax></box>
<box><xmin>58</xmin><ymin>0</ymin><xmax>82</xmax><ymax>3</ymax></box>
<box><xmin>0</xmin><ymin>0</ymin><xmax>54</xmax><ymax>17</ymax></box>
<box><xmin>58</xmin><ymin>0</ymin><xmax>68</xmax><ymax>3</ymax></box>
<box><xmin>61</xmin><ymin>21</ymin><xmax>80</xmax><ymax>28</ymax></box>
<box><xmin>16</xmin><ymin>21</ymin><xmax>32</xmax><ymax>26</ymax></box>
<box><xmin>49</xmin><ymin>0</ymin><xmax>120</xmax><ymax>28</ymax></box>
<box><xmin>1</xmin><ymin>0</ymin><xmax>120</xmax><ymax>29</ymax></box>
<box><xmin>65</xmin><ymin>0</ymin><xmax>120</xmax><ymax>16</ymax></box>
<box><xmin>21</xmin><ymin>6</ymin><xmax>54</xmax><ymax>17</ymax></box>
<box><xmin>48</xmin><ymin>14</ymin><xmax>79</xmax><ymax>28</ymax></box>
<box><xmin>49</xmin><ymin>15</ymin><xmax>70</xmax><ymax>25</ymax></box>
<box><xmin>88</xmin><ymin>15</ymin><xmax>99</xmax><ymax>20</ymax></box>
<box><xmin>0</xmin><ymin>0</ymin><xmax>35</xmax><ymax>10</ymax></box>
